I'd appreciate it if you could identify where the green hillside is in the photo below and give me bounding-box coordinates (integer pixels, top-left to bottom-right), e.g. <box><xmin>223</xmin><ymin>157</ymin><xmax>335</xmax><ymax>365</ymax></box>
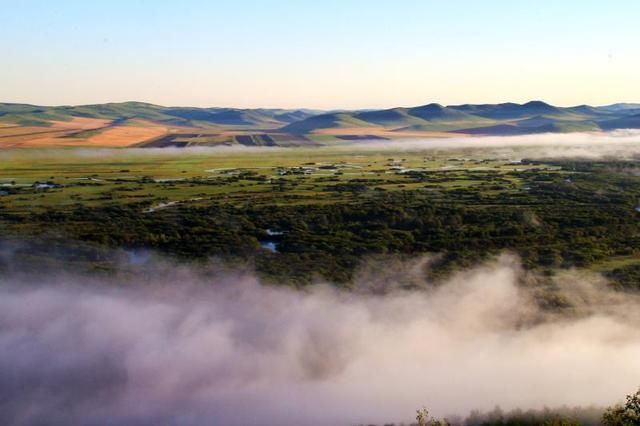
<box><xmin>0</xmin><ymin>102</ymin><xmax>316</xmax><ymax>128</ymax></box>
<box><xmin>281</xmin><ymin>112</ymin><xmax>377</xmax><ymax>134</ymax></box>
<box><xmin>2</xmin><ymin>100</ymin><xmax>640</xmax><ymax>144</ymax></box>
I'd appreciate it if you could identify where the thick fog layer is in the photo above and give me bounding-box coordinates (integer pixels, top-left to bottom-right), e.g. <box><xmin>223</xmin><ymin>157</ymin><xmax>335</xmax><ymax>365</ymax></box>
<box><xmin>1</xmin><ymin>256</ymin><xmax>639</xmax><ymax>425</ymax></box>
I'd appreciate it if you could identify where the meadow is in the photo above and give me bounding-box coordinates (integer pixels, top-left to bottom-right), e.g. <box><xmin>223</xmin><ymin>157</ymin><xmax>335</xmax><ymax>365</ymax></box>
<box><xmin>2</xmin><ymin>142</ymin><xmax>639</xmax><ymax>288</ymax></box>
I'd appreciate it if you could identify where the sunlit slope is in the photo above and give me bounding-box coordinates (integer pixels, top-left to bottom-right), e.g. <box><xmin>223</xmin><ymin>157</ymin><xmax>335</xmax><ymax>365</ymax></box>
<box><xmin>278</xmin><ymin>101</ymin><xmax>640</xmax><ymax>136</ymax></box>
<box><xmin>1</xmin><ymin>100</ymin><xmax>640</xmax><ymax>147</ymax></box>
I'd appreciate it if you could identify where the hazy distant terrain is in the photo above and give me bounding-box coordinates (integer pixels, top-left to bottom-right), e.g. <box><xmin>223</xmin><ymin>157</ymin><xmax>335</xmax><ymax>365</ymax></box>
<box><xmin>1</xmin><ymin>100</ymin><xmax>639</xmax><ymax>148</ymax></box>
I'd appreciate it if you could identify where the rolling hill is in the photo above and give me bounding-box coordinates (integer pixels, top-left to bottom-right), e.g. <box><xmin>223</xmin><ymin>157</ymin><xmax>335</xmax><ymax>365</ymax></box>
<box><xmin>0</xmin><ymin>102</ymin><xmax>317</xmax><ymax>128</ymax></box>
<box><xmin>279</xmin><ymin>100</ymin><xmax>640</xmax><ymax>137</ymax></box>
<box><xmin>598</xmin><ymin>113</ymin><xmax>640</xmax><ymax>130</ymax></box>
<box><xmin>281</xmin><ymin>112</ymin><xmax>377</xmax><ymax>134</ymax></box>
<box><xmin>1</xmin><ymin>100</ymin><xmax>639</xmax><ymax>147</ymax></box>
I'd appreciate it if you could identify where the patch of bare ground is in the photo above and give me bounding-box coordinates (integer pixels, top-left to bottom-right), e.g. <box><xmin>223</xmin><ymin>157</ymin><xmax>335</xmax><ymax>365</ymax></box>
<box><xmin>83</xmin><ymin>123</ymin><xmax>168</xmax><ymax>147</ymax></box>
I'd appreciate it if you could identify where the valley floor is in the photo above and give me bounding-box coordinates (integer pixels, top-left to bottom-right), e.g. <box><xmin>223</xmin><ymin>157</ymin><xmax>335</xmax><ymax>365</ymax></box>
<box><xmin>1</xmin><ymin>144</ymin><xmax>639</xmax><ymax>289</ymax></box>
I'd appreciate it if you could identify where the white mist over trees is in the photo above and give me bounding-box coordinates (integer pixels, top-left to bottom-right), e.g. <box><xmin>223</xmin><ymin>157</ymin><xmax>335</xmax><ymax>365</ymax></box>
<box><xmin>1</xmin><ymin>255</ymin><xmax>640</xmax><ymax>425</ymax></box>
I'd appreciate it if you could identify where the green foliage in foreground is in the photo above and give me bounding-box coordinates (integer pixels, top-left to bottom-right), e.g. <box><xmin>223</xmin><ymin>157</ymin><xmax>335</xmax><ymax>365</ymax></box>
<box><xmin>358</xmin><ymin>388</ymin><xmax>639</xmax><ymax>425</ymax></box>
<box><xmin>603</xmin><ymin>388</ymin><xmax>640</xmax><ymax>426</ymax></box>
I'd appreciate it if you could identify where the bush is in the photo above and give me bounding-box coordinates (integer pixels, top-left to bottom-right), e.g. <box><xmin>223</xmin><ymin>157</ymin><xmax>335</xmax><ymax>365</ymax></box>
<box><xmin>603</xmin><ymin>388</ymin><xmax>640</xmax><ymax>425</ymax></box>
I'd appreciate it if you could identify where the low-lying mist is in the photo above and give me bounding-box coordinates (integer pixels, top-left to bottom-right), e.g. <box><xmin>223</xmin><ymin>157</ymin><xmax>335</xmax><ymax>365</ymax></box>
<box><xmin>344</xmin><ymin>129</ymin><xmax>640</xmax><ymax>159</ymax></box>
<box><xmin>1</xmin><ymin>254</ymin><xmax>639</xmax><ymax>425</ymax></box>
<box><xmin>2</xmin><ymin>129</ymin><xmax>640</xmax><ymax>161</ymax></box>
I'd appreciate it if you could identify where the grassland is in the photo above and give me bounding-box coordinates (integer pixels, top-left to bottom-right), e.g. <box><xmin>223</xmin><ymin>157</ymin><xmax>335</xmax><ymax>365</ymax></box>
<box><xmin>1</xmin><ymin>145</ymin><xmax>639</xmax><ymax>287</ymax></box>
<box><xmin>0</xmin><ymin>117</ymin><xmax>168</xmax><ymax>148</ymax></box>
<box><xmin>0</xmin><ymin>147</ymin><xmax>559</xmax><ymax>210</ymax></box>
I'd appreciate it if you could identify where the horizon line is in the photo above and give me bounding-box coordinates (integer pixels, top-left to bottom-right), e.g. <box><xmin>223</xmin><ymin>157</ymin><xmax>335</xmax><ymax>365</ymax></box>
<box><xmin>2</xmin><ymin>99</ymin><xmax>640</xmax><ymax>111</ymax></box>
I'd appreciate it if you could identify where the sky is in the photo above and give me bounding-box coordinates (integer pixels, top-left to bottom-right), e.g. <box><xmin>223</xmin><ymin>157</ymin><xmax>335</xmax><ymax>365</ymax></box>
<box><xmin>1</xmin><ymin>0</ymin><xmax>639</xmax><ymax>109</ymax></box>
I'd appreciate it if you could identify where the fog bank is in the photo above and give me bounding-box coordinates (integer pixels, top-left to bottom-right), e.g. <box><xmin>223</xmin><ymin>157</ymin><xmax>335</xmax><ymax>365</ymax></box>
<box><xmin>2</xmin><ymin>129</ymin><xmax>640</xmax><ymax>161</ymax></box>
<box><xmin>345</xmin><ymin>129</ymin><xmax>640</xmax><ymax>159</ymax></box>
<box><xmin>1</xmin><ymin>256</ymin><xmax>639</xmax><ymax>425</ymax></box>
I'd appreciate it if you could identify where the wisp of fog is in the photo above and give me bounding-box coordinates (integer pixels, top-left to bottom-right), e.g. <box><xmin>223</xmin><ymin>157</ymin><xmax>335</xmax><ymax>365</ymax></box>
<box><xmin>1</xmin><ymin>255</ymin><xmax>640</xmax><ymax>425</ymax></box>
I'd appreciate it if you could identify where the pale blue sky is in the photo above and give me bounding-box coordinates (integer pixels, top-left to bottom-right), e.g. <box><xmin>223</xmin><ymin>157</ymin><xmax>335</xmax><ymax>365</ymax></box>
<box><xmin>1</xmin><ymin>0</ymin><xmax>638</xmax><ymax>108</ymax></box>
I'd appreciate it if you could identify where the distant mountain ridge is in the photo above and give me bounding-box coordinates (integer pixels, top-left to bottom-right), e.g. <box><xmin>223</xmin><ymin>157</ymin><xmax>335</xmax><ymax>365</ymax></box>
<box><xmin>1</xmin><ymin>100</ymin><xmax>640</xmax><ymax>147</ymax></box>
<box><xmin>0</xmin><ymin>102</ymin><xmax>320</xmax><ymax>128</ymax></box>
<box><xmin>282</xmin><ymin>100</ymin><xmax>640</xmax><ymax>136</ymax></box>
